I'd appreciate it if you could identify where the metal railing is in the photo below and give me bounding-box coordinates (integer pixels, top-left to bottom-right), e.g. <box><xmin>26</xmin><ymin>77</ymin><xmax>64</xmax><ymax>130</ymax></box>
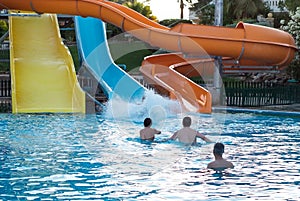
<box><xmin>223</xmin><ymin>81</ymin><xmax>300</xmax><ymax>107</ymax></box>
<box><xmin>1</xmin><ymin>78</ymin><xmax>300</xmax><ymax>113</ymax></box>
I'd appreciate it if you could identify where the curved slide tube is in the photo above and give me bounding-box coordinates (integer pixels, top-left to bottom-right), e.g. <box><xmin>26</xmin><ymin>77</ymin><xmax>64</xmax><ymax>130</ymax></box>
<box><xmin>9</xmin><ymin>13</ymin><xmax>85</xmax><ymax>113</ymax></box>
<box><xmin>0</xmin><ymin>0</ymin><xmax>296</xmax><ymax>67</ymax></box>
<box><xmin>140</xmin><ymin>53</ymin><xmax>213</xmax><ymax>113</ymax></box>
<box><xmin>74</xmin><ymin>16</ymin><xmax>146</xmax><ymax>102</ymax></box>
<box><xmin>1</xmin><ymin>0</ymin><xmax>297</xmax><ymax>114</ymax></box>
<box><xmin>140</xmin><ymin>52</ymin><xmax>280</xmax><ymax>113</ymax></box>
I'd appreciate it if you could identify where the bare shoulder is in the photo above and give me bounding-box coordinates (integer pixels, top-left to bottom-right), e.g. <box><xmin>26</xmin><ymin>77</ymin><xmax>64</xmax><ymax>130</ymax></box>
<box><xmin>226</xmin><ymin>160</ymin><xmax>234</xmax><ymax>168</ymax></box>
<box><xmin>139</xmin><ymin>128</ymin><xmax>146</xmax><ymax>134</ymax></box>
<box><xmin>207</xmin><ymin>159</ymin><xmax>234</xmax><ymax>169</ymax></box>
<box><xmin>207</xmin><ymin>161</ymin><xmax>216</xmax><ymax>169</ymax></box>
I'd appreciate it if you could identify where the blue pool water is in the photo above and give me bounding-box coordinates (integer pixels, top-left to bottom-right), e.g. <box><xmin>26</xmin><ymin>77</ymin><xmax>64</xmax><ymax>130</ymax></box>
<box><xmin>0</xmin><ymin>102</ymin><xmax>300</xmax><ymax>200</ymax></box>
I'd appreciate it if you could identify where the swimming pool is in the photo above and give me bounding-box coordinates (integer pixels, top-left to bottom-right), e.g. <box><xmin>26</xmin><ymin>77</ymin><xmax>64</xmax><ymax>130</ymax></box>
<box><xmin>0</xmin><ymin>105</ymin><xmax>299</xmax><ymax>200</ymax></box>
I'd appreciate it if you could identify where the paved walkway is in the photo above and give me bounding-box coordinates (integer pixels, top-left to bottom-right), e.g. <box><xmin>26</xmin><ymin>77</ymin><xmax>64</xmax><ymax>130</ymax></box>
<box><xmin>260</xmin><ymin>104</ymin><xmax>300</xmax><ymax>112</ymax></box>
<box><xmin>214</xmin><ymin>104</ymin><xmax>300</xmax><ymax>115</ymax></box>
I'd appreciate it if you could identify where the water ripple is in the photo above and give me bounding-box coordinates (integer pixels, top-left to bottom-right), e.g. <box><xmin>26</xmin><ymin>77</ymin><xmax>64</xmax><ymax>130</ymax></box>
<box><xmin>0</xmin><ymin>112</ymin><xmax>299</xmax><ymax>200</ymax></box>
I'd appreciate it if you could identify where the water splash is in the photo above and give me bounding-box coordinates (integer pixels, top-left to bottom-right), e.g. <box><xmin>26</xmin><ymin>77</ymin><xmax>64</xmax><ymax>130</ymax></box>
<box><xmin>103</xmin><ymin>89</ymin><xmax>182</xmax><ymax>124</ymax></box>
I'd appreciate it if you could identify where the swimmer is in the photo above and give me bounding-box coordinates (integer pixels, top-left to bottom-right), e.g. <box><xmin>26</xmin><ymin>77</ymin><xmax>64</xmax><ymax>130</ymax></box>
<box><xmin>140</xmin><ymin>118</ymin><xmax>161</xmax><ymax>141</ymax></box>
<box><xmin>207</xmin><ymin>142</ymin><xmax>234</xmax><ymax>170</ymax></box>
<box><xmin>169</xmin><ymin>116</ymin><xmax>212</xmax><ymax>145</ymax></box>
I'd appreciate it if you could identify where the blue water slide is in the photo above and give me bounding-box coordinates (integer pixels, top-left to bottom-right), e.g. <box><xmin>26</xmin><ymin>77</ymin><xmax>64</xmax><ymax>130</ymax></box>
<box><xmin>74</xmin><ymin>16</ymin><xmax>146</xmax><ymax>102</ymax></box>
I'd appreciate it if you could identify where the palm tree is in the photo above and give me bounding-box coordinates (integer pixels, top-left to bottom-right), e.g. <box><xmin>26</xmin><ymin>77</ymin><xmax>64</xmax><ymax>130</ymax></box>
<box><xmin>224</xmin><ymin>0</ymin><xmax>266</xmax><ymax>20</ymax></box>
<box><xmin>189</xmin><ymin>0</ymin><xmax>215</xmax><ymax>25</ymax></box>
<box><xmin>179</xmin><ymin>0</ymin><xmax>192</xmax><ymax>19</ymax></box>
<box><xmin>123</xmin><ymin>0</ymin><xmax>156</xmax><ymax>20</ymax></box>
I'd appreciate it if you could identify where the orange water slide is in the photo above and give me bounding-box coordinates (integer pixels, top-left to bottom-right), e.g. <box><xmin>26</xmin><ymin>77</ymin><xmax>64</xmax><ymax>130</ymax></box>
<box><xmin>0</xmin><ymin>0</ymin><xmax>297</xmax><ymax>113</ymax></box>
<box><xmin>139</xmin><ymin>51</ymin><xmax>281</xmax><ymax>113</ymax></box>
<box><xmin>140</xmin><ymin>53</ymin><xmax>214</xmax><ymax>113</ymax></box>
<box><xmin>0</xmin><ymin>0</ymin><xmax>297</xmax><ymax>67</ymax></box>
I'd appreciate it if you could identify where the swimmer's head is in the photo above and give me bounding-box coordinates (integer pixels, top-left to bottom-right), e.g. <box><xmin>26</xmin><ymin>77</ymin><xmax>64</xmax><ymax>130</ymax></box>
<box><xmin>182</xmin><ymin>116</ymin><xmax>191</xmax><ymax>127</ymax></box>
<box><xmin>143</xmin><ymin>118</ymin><xmax>152</xmax><ymax>127</ymax></box>
<box><xmin>213</xmin><ymin>142</ymin><xmax>224</xmax><ymax>155</ymax></box>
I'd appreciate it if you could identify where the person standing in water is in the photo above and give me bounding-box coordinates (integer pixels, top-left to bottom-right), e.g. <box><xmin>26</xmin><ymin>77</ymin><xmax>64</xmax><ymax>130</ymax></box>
<box><xmin>207</xmin><ymin>142</ymin><xmax>234</xmax><ymax>170</ymax></box>
<box><xmin>140</xmin><ymin>118</ymin><xmax>161</xmax><ymax>141</ymax></box>
<box><xmin>169</xmin><ymin>116</ymin><xmax>212</xmax><ymax>145</ymax></box>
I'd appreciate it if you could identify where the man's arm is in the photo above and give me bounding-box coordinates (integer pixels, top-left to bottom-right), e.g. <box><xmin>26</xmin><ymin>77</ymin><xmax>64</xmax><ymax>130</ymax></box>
<box><xmin>154</xmin><ymin>129</ymin><xmax>161</xmax><ymax>134</ymax></box>
<box><xmin>196</xmin><ymin>132</ymin><xmax>213</xmax><ymax>142</ymax></box>
<box><xmin>227</xmin><ymin>161</ymin><xmax>234</xmax><ymax>168</ymax></box>
<box><xmin>169</xmin><ymin>131</ymin><xmax>178</xmax><ymax>140</ymax></box>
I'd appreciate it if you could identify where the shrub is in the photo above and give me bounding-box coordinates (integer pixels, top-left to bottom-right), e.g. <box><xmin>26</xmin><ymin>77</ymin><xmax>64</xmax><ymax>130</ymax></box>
<box><xmin>280</xmin><ymin>7</ymin><xmax>300</xmax><ymax>80</ymax></box>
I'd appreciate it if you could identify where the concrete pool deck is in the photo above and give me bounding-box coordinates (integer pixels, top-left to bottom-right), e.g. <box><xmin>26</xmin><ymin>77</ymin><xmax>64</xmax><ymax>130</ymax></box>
<box><xmin>213</xmin><ymin>103</ymin><xmax>300</xmax><ymax>117</ymax></box>
<box><xmin>261</xmin><ymin>104</ymin><xmax>300</xmax><ymax>112</ymax></box>
<box><xmin>215</xmin><ymin>104</ymin><xmax>300</xmax><ymax>112</ymax></box>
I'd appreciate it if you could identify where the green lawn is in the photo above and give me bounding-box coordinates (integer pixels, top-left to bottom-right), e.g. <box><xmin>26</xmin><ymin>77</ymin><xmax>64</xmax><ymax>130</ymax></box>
<box><xmin>108</xmin><ymin>40</ymin><xmax>155</xmax><ymax>73</ymax></box>
<box><xmin>67</xmin><ymin>45</ymin><xmax>80</xmax><ymax>71</ymax></box>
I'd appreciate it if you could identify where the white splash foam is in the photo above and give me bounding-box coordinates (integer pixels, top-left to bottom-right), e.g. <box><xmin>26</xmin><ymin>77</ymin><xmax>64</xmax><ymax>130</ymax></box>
<box><xmin>103</xmin><ymin>89</ymin><xmax>182</xmax><ymax>123</ymax></box>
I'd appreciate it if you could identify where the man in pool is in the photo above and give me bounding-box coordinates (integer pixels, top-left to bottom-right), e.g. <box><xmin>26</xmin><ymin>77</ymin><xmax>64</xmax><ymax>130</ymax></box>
<box><xmin>169</xmin><ymin>116</ymin><xmax>212</xmax><ymax>145</ymax></box>
<box><xmin>207</xmin><ymin>142</ymin><xmax>234</xmax><ymax>170</ymax></box>
<box><xmin>140</xmin><ymin>118</ymin><xmax>161</xmax><ymax>141</ymax></box>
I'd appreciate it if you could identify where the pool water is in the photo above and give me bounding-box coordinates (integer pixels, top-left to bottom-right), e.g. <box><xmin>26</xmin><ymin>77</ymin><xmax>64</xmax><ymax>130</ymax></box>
<box><xmin>0</xmin><ymin>106</ymin><xmax>300</xmax><ymax>200</ymax></box>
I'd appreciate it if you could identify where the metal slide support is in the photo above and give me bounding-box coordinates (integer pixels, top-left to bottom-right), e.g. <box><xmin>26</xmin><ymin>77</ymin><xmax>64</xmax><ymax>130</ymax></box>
<box><xmin>212</xmin><ymin>0</ymin><xmax>224</xmax><ymax>105</ymax></box>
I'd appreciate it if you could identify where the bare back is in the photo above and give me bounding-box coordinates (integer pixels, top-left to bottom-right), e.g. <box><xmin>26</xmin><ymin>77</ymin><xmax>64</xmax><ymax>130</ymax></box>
<box><xmin>140</xmin><ymin>127</ymin><xmax>160</xmax><ymax>141</ymax></box>
<box><xmin>207</xmin><ymin>158</ymin><xmax>234</xmax><ymax>170</ymax></box>
<box><xmin>171</xmin><ymin>127</ymin><xmax>198</xmax><ymax>144</ymax></box>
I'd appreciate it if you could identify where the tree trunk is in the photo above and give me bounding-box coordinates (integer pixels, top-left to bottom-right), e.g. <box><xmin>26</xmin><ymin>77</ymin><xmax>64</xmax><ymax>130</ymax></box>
<box><xmin>180</xmin><ymin>0</ymin><xmax>184</xmax><ymax>19</ymax></box>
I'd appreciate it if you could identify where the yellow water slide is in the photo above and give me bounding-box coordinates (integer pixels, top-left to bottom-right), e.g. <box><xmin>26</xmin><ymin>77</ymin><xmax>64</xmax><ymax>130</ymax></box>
<box><xmin>9</xmin><ymin>13</ymin><xmax>85</xmax><ymax>113</ymax></box>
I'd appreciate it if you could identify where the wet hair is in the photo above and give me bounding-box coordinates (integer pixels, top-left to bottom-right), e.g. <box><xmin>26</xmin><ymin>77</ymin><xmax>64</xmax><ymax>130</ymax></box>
<box><xmin>182</xmin><ymin>116</ymin><xmax>191</xmax><ymax>127</ymax></box>
<box><xmin>213</xmin><ymin>142</ymin><xmax>225</xmax><ymax>155</ymax></box>
<box><xmin>143</xmin><ymin>118</ymin><xmax>152</xmax><ymax>127</ymax></box>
